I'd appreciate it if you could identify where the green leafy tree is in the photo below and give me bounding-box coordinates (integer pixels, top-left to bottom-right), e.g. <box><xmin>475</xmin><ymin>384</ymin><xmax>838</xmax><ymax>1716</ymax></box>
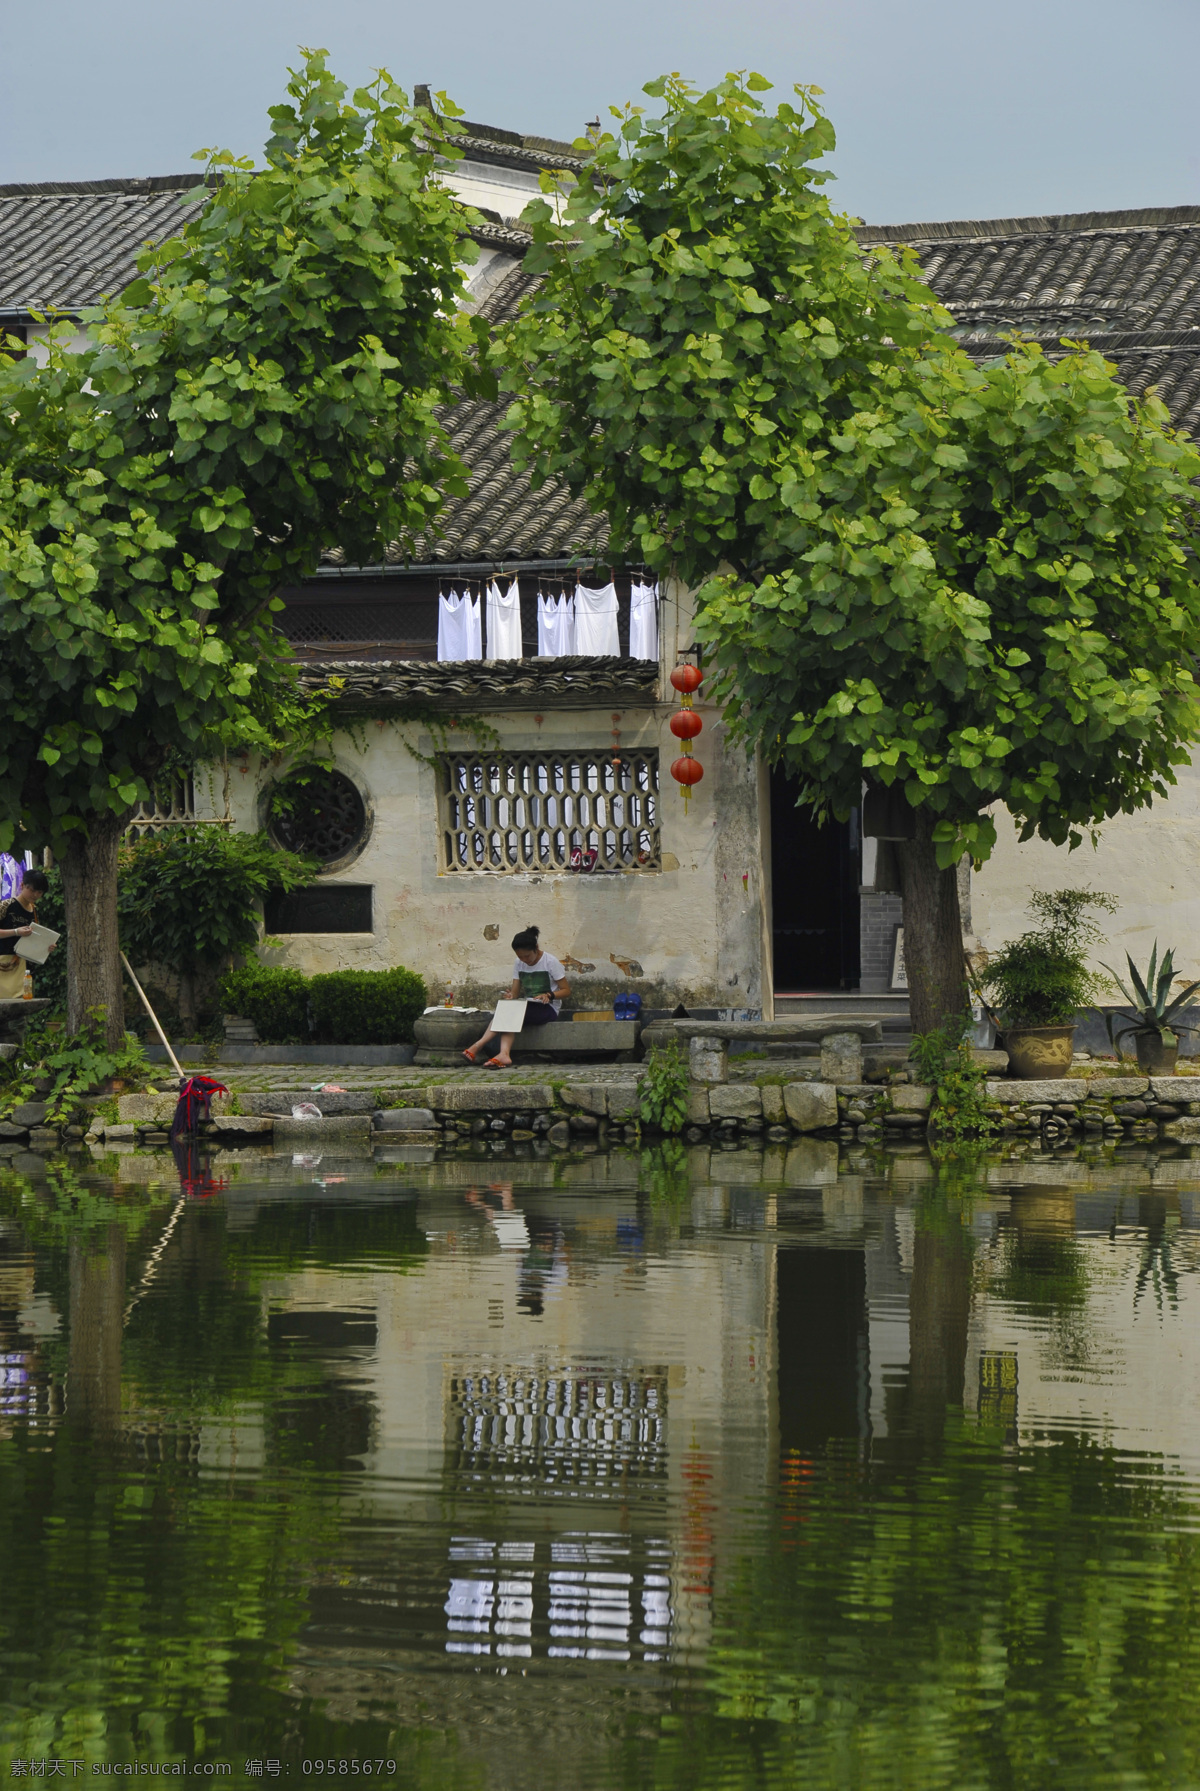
<box><xmin>118</xmin><ymin>829</ymin><xmax>317</xmax><ymax>1031</ymax></box>
<box><xmin>0</xmin><ymin>52</ymin><xmax>486</xmax><ymax>1046</ymax></box>
<box><xmin>502</xmin><ymin>74</ymin><xmax>1200</xmax><ymax>1031</ymax></box>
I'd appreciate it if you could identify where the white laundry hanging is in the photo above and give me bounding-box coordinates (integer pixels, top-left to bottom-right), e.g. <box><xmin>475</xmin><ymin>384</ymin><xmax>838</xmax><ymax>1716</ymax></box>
<box><xmin>537</xmin><ymin>592</ymin><xmax>576</xmax><ymax>656</ymax></box>
<box><xmin>629</xmin><ymin>578</ymin><xmax>659</xmax><ymax>660</ymax></box>
<box><xmin>437</xmin><ymin>589</ymin><xmax>482</xmax><ymax>662</ymax></box>
<box><xmin>486</xmin><ymin>578</ymin><xmax>523</xmax><ymax>659</ymax></box>
<box><xmin>574</xmin><ymin>581</ymin><xmax>620</xmax><ymax>656</ymax></box>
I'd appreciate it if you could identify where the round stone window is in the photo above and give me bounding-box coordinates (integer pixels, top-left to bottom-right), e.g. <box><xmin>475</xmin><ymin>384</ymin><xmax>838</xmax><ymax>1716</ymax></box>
<box><xmin>270</xmin><ymin>768</ymin><xmax>368</xmax><ymax>864</ymax></box>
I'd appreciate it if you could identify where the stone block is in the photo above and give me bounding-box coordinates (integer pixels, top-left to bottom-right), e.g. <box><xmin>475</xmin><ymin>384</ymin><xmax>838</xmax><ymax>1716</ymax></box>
<box><xmin>1150</xmin><ymin>1077</ymin><xmax>1200</xmax><ymax>1101</ymax></box>
<box><xmin>689</xmin><ymin>1036</ymin><xmax>728</xmax><ymax>1084</ymax></box>
<box><xmin>28</xmin><ymin>1128</ymin><xmax>60</xmax><ymax>1149</ymax></box>
<box><xmin>891</xmin><ymin>1084</ymin><xmax>932</xmax><ymax>1111</ymax></box>
<box><xmin>105</xmin><ymin>1124</ymin><xmax>136</xmax><ymax>1141</ymax></box>
<box><xmin>1162</xmin><ymin>1117</ymin><xmax>1200</xmax><ymax>1142</ymax></box>
<box><xmin>820</xmin><ymin>1032</ymin><xmax>863</xmax><ymax>1085</ymax></box>
<box><xmin>783</xmin><ymin>1082</ymin><xmax>839</xmax><ymax>1132</ymax></box>
<box><xmin>560</xmin><ymin>1084</ymin><xmax>608</xmax><ymax>1117</ymax></box>
<box><xmin>373</xmin><ymin>1107</ymin><xmax>436</xmax><ymax>1131</ymax></box>
<box><xmin>1077</xmin><ymin>1075</ymin><xmax>1148</xmax><ymax>1098</ymax></box>
<box><xmin>985</xmin><ymin>1080</ymin><xmax>1086</xmax><ymax>1104</ymax></box>
<box><xmin>209</xmin><ymin>1116</ymin><xmax>274</xmax><ymax>1138</ymax></box>
<box><xmin>414</xmin><ymin>1013</ymin><xmax>489</xmax><ymax>1051</ymax></box>
<box><xmin>8</xmin><ymin>1102</ymin><xmax>47</xmax><ymax>1128</ymax></box>
<box><xmin>547</xmin><ymin>1121</ymin><xmax>571</xmax><ymax>1146</ymax></box>
<box><xmin>274</xmin><ymin>1115</ymin><xmax>372</xmax><ymax>1142</ymax></box>
<box><xmin>514</xmin><ymin>1020</ymin><xmax>641</xmax><ymax>1056</ymax></box>
<box><xmin>0</xmin><ymin>1122</ymin><xmax>29</xmax><ymax>1140</ymax></box>
<box><xmin>569</xmin><ymin>1113</ymin><xmax>600</xmax><ymax>1133</ymax></box>
<box><xmin>117</xmin><ymin>1093</ymin><xmax>169</xmax><ymax>1125</ymax></box>
<box><xmin>760</xmin><ymin>1084</ymin><xmax>785</xmax><ymax>1125</ymax></box>
<box><xmin>606</xmin><ymin>1084</ymin><xmax>642</xmax><ymax>1123</ymax></box>
<box><xmin>428</xmin><ymin>1084</ymin><xmax>553</xmax><ymax>1112</ymax></box>
<box><xmin>686</xmin><ymin>1085</ymin><xmax>710</xmax><ymax>1124</ymax></box>
<box><xmin>708</xmin><ymin>1085</ymin><xmax>762</xmax><ymax>1121</ymax></box>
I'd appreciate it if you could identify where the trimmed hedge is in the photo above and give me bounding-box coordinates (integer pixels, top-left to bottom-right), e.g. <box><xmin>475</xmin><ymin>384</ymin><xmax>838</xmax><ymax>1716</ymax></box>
<box><xmin>221</xmin><ymin>966</ymin><xmax>309</xmax><ymax>1041</ymax></box>
<box><xmin>220</xmin><ymin>963</ymin><xmax>426</xmax><ymax>1045</ymax></box>
<box><xmin>309</xmin><ymin>967</ymin><xmax>426</xmax><ymax>1046</ymax></box>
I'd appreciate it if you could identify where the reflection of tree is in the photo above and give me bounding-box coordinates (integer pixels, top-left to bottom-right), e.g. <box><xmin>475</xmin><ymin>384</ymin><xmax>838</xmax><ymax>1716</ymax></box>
<box><xmin>1132</xmin><ymin>1194</ymin><xmax>1181</xmax><ymax>1314</ymax></box>
<box><xmin>0</xmin><ymin>1187</ymin><xmax>429</xmax><ymax>1772</ymax></box>
<box><xmin>698</xmin><ymin>1428</ymin><xmax>1200</xmax><ymax>1789</ymax></box>
<box><xmin>67</xmin><ymin>1224</ymin><xmax>125</xmax><ymax>1429</ymax></box>
<box><xmin>986</xmin><ymin>1186</ymin><xmax>1094</xmax><ymax>1369</ymax></box>
<box><xmin>903</xmin><ymin>1191</ymin><xmax>974</xmax><ymax>1446</ymax></box>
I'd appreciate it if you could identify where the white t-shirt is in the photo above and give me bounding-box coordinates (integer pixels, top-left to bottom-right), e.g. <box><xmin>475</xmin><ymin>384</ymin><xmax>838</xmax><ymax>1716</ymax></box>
<box><xmin>513</xmin><ymin>951</ymin><xmax>566</xmax><ymax>1013</ymax></box>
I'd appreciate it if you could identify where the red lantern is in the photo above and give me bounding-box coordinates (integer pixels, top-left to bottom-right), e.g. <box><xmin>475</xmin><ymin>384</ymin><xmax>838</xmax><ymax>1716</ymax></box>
<box><xmin>670</xmin><ymin>708</ymin><xmax>703</xmax><ymax>740</ymax></box>
<box><xmin>670</xmin><ymin>662</ymin><xmax>703</xmax><ymax>695</ymax></box>
<box><xmin>671</xmin><ymin>755</ymin><xmax>704</xmax><ymax>786</ymax></box>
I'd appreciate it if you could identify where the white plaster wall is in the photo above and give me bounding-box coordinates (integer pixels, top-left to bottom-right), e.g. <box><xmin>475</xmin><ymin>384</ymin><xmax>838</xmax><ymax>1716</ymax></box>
<box><xmin>237</xmin><ymin>702</ymin><xmax>764</xmax><ymax>1010</ymax></box>
<box><xmin>233</xmin><ymin>577</ymin><xmax>771</xmax><ymax>1012</ymax></box>
<box><xmin>971</xmin><ymin>756</ymin><xmax>1200</xmax><ymax>975</ymax></box>
<box><xmin>24</xmin><ymin>319</ymin><xmax>90</xmax><ymax>364</ymax></box>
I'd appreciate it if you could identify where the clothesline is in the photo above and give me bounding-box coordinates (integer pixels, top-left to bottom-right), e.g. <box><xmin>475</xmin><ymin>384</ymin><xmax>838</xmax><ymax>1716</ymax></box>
<box><xmin>436</xmin><ymin>578</ymin><xmax>660</xmax><ymax>663</ymax></box>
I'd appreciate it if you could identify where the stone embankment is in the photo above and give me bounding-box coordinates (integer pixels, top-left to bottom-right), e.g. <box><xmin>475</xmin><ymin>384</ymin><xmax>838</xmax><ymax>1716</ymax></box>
<box><xmin>1</xmin><ymin>1054</ymin><xmax>1198</xmax><ymax>1159</ymax></box>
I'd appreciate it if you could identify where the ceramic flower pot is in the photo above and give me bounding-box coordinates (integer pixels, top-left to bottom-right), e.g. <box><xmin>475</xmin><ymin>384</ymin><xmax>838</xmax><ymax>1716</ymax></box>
<box><xmin>1134</xmin><ymin>1031</ymin><xmax>1179</xmax><ymax>1075</ymax></box>
<box><xmin>1001</xmin><ymin>1024</ymin><xmax>1076</xmax><ymax>1080</ymax></box>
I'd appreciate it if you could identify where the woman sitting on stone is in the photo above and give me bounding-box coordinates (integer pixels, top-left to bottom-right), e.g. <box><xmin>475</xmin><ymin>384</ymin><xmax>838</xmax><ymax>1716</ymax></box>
<box><xmin>464</xmin><ymin>925</ymin><xmax>570</xmax><ymax>1068</ymax></box>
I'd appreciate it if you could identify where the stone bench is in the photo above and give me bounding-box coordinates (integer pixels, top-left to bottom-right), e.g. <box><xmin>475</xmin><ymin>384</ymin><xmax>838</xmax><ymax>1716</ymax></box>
<box><xmin>414</xmin><ymin>1011</ymin><xmax>641</xmax><ymax>1064</ymax></box>
<box><xmin>640</xmin><ymin>1017</ymin><xmax>884</xmax><ymax>1085</ymax></box>
<box><xmin>0</xmin><ymin>998</ymin><xmax>51</xmax><ymax>1044</ymax></box>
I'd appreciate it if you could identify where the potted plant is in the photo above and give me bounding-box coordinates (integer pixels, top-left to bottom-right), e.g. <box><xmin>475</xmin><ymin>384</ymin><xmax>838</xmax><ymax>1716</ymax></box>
<box><xmin>979</xmin><ymin>890</ymin><xmax>1115</xmax><ymax>1079</ymax></box>
<box><xmin>1100</xmin><ymin>944</ymin><xmax>1200</xmax><ymax>1074</ymax></box>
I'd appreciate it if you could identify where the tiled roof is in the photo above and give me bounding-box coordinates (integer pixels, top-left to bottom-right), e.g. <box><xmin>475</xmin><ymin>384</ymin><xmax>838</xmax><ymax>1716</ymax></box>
<box><xmin>0</xmin><ymin>176</ymin><xmax>210</xmax><ymax>314</ymax></box>
<box><xmin>295</xmin><ymin>653</ymin><xmax>658</xmax><ymax>710</ymax></box>
<box><xmin>8</xmin><ymin>176</ymin><xmax>1200</xmax><ymax>567</ymax></box>
<box><xmin>855</xmin><ymin>205</ymin><xmax>1200</xmax><ymax>434</ymax></box>
<box><xmin>338</xmin><ymin>255</ymin><xmax>611</xmax><ymax>567</ymax></box>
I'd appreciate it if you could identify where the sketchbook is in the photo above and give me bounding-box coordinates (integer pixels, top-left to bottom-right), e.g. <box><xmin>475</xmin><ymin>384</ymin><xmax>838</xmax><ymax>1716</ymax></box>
<box><xmin>491</xmin><ymin>998</ymin><xmax>530</xmax><ymax>1033</ymax></box>
<box><xmin>15</xmin><ymin>924</ymin><xmax>59</xmax><ymax>964</ymax></box>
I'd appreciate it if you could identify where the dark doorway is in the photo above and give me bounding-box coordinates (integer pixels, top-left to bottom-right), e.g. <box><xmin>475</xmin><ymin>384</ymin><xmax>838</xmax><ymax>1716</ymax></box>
<box><xmin>776</xmin><ymin>1247</ymin><xmax>868</xmax><ymax>1454</ymax></box>
<box><xmin>769</xmin><ymin>768</ymin><xmax>860</xmax><ymax>991</ymax></box>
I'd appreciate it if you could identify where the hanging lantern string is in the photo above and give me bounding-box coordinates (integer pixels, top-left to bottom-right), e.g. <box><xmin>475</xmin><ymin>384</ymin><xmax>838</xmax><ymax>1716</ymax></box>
<box><xmin>669</xmin><ymin>661</ymin><xmax>704</xmax><ymax>811</ymax></box>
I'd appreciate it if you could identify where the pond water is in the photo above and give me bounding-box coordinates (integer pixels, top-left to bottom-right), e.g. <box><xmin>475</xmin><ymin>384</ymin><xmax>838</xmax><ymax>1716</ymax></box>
<box><xmin>3</xmin><ymin>1138</ymin><xmax>1200</xmax><ymax>1789</ymax></box>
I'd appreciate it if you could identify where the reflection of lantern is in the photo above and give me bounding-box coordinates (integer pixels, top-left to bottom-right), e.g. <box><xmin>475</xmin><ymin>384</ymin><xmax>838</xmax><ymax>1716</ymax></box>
<box><xmin>669</xmin><ymin>661</ymin><xmax>704</xmax><ymax>810</ymax></box>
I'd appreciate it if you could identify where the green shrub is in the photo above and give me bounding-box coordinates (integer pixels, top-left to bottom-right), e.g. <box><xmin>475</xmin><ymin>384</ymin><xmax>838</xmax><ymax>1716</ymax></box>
<box><xmin>120</xmin><ymin>830</ymin><xmax>317</xmax><ymax>1029</ymax></box>
<box><xmin>308</xmin><ymin>967</ymin><xmax>427</xmax><ymax>1045</ymax></box>
<box><xmin>982</xmin><ymin>889</ymin><xmax>1115</xmax><ymax>1026</ymax></box>
<box><xmin>220</xmin><ymin>965</ymin><xmax>309</xmax><ymax>1042</ymax></box>
<box><xmin>638</xmin><ymin>1040</ymin><xmax>689</xmax><ymax>1134</ymax></box>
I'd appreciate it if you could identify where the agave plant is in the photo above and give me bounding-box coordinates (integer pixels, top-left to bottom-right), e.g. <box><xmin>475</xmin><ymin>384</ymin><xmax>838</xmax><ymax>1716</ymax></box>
<box><xmin>1100</xmin><ymin>943</ymin><xmax>1200</xmax><ymax>1052</ymax></box>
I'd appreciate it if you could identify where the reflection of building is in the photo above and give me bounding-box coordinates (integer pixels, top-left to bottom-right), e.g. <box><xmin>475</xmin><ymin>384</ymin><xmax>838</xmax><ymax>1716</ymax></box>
<box><xmin>448</xmin><ymin>1370</ymin><xmax>667</xmax><ymax>1496</ymax></box>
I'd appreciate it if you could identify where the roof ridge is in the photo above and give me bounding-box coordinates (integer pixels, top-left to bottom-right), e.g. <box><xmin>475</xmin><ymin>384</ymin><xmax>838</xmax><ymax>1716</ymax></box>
<box><xmin>0</xmin><ymin>175</ymin><xmax>209</xmax><ymax>199</ymax></box>
<box><xmin>856</xmin><ymin>203</ymin><xmax>1200</xmax><ymax>244</ymax></box>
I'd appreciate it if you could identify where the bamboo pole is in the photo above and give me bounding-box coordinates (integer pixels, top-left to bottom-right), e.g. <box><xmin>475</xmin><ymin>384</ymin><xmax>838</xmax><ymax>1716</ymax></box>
<box><xmin>120</xmin><ymin>951</ymin><xmax>186</xmax><ymax>1081</ymax></box>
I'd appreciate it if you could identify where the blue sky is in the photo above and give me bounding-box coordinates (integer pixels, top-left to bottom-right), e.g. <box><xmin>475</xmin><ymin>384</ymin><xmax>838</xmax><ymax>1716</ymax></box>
<box><xmin>3</xmin><ymin>0</ymin><xmax>1196</xmax><ymax>224</ymax></box>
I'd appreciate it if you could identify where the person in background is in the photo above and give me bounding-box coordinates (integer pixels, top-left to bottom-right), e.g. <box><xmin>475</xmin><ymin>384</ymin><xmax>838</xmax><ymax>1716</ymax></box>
<box><xmin>464</xmin><ymin>925</ymin><xmax>570</xmax><ymax>1068</ymax></box>
<box><xmin>0</xmin><ymin>868</ymin><xmax>49</xmax><ymax>999</ymax></box>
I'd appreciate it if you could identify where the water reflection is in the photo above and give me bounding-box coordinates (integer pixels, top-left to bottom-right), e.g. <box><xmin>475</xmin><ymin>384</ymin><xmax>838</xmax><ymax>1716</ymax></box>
<box><xmin>1</xmin><ymin>1143</ymin><xmax>1200</xmax><ymax>1785</ymax></box>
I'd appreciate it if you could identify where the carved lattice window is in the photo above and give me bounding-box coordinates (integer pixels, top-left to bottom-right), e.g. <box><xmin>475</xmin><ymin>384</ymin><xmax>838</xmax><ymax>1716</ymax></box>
<box><xmin>437</xmin><ymin>750</ymin><xmax>660</xmax><ymax>875</ymax></box>
<box><xmin>270</xmin><ymin>768</ymin><xmax>367</xmax><ymax>862</ymax></box>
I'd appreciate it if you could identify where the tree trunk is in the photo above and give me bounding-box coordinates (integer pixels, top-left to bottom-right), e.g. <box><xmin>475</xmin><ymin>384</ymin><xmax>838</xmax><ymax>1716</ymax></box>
<box><xmin>60</xmin><ymin>816</ymin><xmax>126</xmax><ymax>1049</ymax></box>
<box><xmin>177</xmin><ymin>970</ymin><xmax>197</xmax><ymax>1036</ymax></box>
<box><xmin>896</xmin><ymin>809</ymin><xmax>967</xmax><ymax>1036</ymax></box>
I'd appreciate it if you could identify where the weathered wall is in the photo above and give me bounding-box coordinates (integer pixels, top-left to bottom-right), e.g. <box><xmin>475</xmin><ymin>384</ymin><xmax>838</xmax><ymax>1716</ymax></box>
<box><xmin>972</xmin><ymin>756</ymin><xmax>1200</xmax><ymax>979</ymax></box>
<box><xmin>234</xmin><ymin>581</ymin><xmax>771</xmax><ymax>1014</ymax></box>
